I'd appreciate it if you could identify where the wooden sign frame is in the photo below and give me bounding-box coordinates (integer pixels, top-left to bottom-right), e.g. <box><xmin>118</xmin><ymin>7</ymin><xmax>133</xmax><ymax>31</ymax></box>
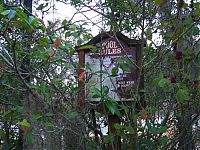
<box><xmin>77</xmin><ymin>32</ymin><xmax>144</xmax><ymax>109</ymax></box>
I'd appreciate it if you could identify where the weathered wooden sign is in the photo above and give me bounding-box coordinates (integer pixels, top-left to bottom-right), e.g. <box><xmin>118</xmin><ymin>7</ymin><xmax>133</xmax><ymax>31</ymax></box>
<box><xmin>78</xmin><ymin>32</ymin><xmax>142</xmax><ymax>103</ymax></box>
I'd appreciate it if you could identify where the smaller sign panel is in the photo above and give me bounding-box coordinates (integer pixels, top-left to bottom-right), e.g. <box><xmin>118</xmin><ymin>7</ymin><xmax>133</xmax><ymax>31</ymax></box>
<box><xmin>85</xmin><ymin>37</ymin><xmax>137</xmax><ymax>101</ymax></box>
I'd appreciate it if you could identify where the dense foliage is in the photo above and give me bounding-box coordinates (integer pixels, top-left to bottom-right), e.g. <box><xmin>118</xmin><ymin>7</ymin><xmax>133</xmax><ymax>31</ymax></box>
<box><xmin>0</xmin><ymin>0</ymin><xmax>200</xmax><ymax>149</ymax></box>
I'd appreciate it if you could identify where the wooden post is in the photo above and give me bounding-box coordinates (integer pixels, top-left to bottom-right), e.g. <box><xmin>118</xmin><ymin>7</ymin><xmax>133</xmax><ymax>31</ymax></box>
<box><xmin>78</xmin><ymin>50</ymin><xmax>85</xmax><ymax>109</ymax></box>
<box><xmin>108</xmin><ymin>115</ymin><xmax>121</xmax><ymax>150</ymax></box>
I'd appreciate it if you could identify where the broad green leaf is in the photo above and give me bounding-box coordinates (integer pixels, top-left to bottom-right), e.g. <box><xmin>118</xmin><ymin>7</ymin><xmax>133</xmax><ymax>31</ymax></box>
<box><xmin>16</xmin><ymin>105</ymin><xmax>23</xmax><ymax>113</ymax></box>
<box><xmin>111</xmin><ymin>67</ymin><xmax>119</xmax><ymax>76</ymax></box>
<box><xmin>114</xmin><ymin>123</ymin><xmax>122</xmax><ymax>130</ymax></box>
<box><xmin>69</xmin><ymin>47</ymin><xmax>75</xmax><ymax>56</ymax></box>
<box><xmin>175</xmin><ymin>89</ymin><xmax>190</xmax><ymax>103</ymax></box>
<box><xmin>159</xmin><ymin>136</ymin><xmax>168</xmax><ymax>145</ymax></box>
<box><xmin>149</xmin><ymin>126</ymin><xmax>167</xmax><ymax>134</ymax></box>
<box><xmin>45</xmin><ymin>112</ymin><xmax>54</xmax><ymax>117</ymax></box>
<box><xmin>192</xmin><ymin>26</ymin><xmax>199</xmax><ymax>36</ymax></box>
<box><xmin>18</xmin><ymin>119</ymin><xmax>31</xmax><ymax>128</ymax></box>
<box><xmin>68</xmin><ymin>111</ymin><xmax>78</xmax><ymax>119</ymax></box>
<box><xmin>86</xmin><ymin>62</ymin><xmax>92</xmax><ymax>71</ymax></box>
<box><xmin>158</xmin><ymin>78</ymin><xmax>170</xmax><ymax>88</ymax></box>
<box><xmin>90</xmin><ymin>87</ymin><xmax>101</xmax><ymax>98</ymax></box>
<box><xmin>62</xmin><ymin>19</ymin><xmax>68</xmax><ymax>25</ymax></box>
<box><xmin>44</xmin><ymin>122</ymin><xmax>54</xmax><ymax>128</ymax></box>
<box><xmin>105</xmin><ymin>98</ymin><xmax>118</xmax><ymax>115</ymax></box>
<box><xmin>39</xmin><ymin>37</ymin><xmax>49</xmax><ymax>46</ymax></box>
<box><xmin>184</xmin><ymin>16</ymin><xmax>193</xmax><ymax>27</ymax></box>
<box><xmin>36</xmin><ymin>4</ymin><xmax>48</xmax><ymax>10</ymax></box>
<box><xmin>27</xmin><ymin>132</ymin><xmax>33</xmax><ymax>143</ymax></box>
<box><xmin>152</xmin><ymin>74</ymin><xmax>163</xmax><ymax>85</ymax></box>
<box><xmin>0</xmin><ymin>5</ymin><xmax>3</xmax><ymax>13</ymax></box>
<box><xmin>3</xmin><ymin>110</ymin><xmax>12</xmax><ymax>117</ymax></box>
<box><xmin>1</xmin><ymin>10</ymin><xmax>10</xmax><ymax>16</ymax></box>
<box><xmin>71</xmin><ymin>86</ymin><xmax>83</xmax><ymax>94</ymax></box>
<box><xmin>154</xmin><ymin>0</ymin><xmax>164</xmax><ymax>6</ymax></box>
<box><xmin>8</xmin><ymin>10</ymin><xmax>16</xmax><ymax>20</ymax></box>
<box><xmin>102</xmin><ymin>86</ymin><xmax>109</xmax><ymax>95</ymax></box>
<box><xmin>28</xmin><ymin>16</ymin><xmax>35</xmax><ymax>24</ymax></box>
<box><xmin>158</xmin><ymin>126</ymin><xmax>167</xmax><ymax>133</ymax></box>
<box><xmin>125</xmin><ymin>126</ymin><xmax>134</xmax><ymax>133</ymax></box>
<box><xmin>33</xmin><ymin>114</ymin><xmax>42</xmax><ymax>121</ymax></box>
<box><xmin>120</xmin><ymin>63</ymin><xmax>131</xmax><ymax>72</ymax></box>
<box><xmin>103</xmin><ymin>135</ymin><xmax>114</xmax><ymax>144</ymax></box>
<box><xmin>52</xmin><ymin>78</ymin><xmax>62</xmax><ymax>84</ymax></box>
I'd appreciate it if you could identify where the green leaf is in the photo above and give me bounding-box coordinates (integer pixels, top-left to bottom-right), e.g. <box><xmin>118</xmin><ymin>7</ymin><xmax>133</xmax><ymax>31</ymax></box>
<box><xmin>86</xmin><ymin>62</ymin><xmax>92</xmax><ymax>71</ymax></box>
<box><xmin>105</xmin><ymin>98</ymin><xmax>118</xmax><ymax>115</ymax></box>
<box><xmin>102</xmin><ymin>86</ymin><xmax>109</xmax><ymax>95</ymax></box>
<box><xmin>125</xmin><ymin>126</ymin><xmax>134</xmax><ymax>133</ymax></box>
<box><xmin>79</xmin><ymin>45</ymin><xmax>97</xmax><ymax>52</ymax></box>
<box><xmin>90</xmin><ymin>87</ymin><xmax>101</xmax><ymax>98</ymax></box>
<box><xmin>18</xmin><ymin>119</ymin><xmax>31</xmax><ymax>128</ymax></box>
<box><xmin>159</xmin><ymin>136</ymin><xmax>168</xmax><ymax>145</ymax></box>
<box><xmin>27</xmin><ymin>132</ymin><xmax>33</xmax><ymax>143</ymax></box>
<box><xmin>114</xmin><ymin>123</ymin><xmax>122</xmax><ymax>130</ymax></box>
<box><xmin>149</xmin><ymin>126</ymin><xmax>167</xmax><ymax>135</ymax></box>
<box><xmin>45</xmin><ymin>112</ymin><xmax>54</xmax><ymax>117</ymax></box>
<box><xmin>103</xmin><ymin>135</ymin><xmax>114</xmax><ymax>144</ymax></box>
<box><xmin>44</xmin><ymin>122</ymin><xmax>54</xmax><ymax>128</ymax></box>
<box><xmin>111</xmin><ymin>67</ymin><xmax>119</xmax><ymax>76</ymax></box>
<box><xmin>8</xmin><ymin>10</ymin><xmax>16</xmax><ymax>20</ymax></box>
<box><xmin>184</xmin><ymin>16</ymin><xmax>193</xmax><ymax>27</ymax></box>
<box><xmin>152</xmin><ymin>74</ymin><xmax>163</xmax><ymax>85</ymax></box>
<box><xmin>62</xmin><ymin>19</ymin><xmax>68</xmax><ymax>25</ymax></box>
<box><xmin>0</xmin><ymin>5</ymin><xmax>3</xmax><ymax>13</ymax></box>
<box><xmin>33</xmin><ymin>114</ymin><xmax>42</xmax><ymax>121</ymax></box>
<box><xmin>146</xmin><ymin>28</ymin><xmax>152</xmax><ymax>40</ymax></box>
<box><xmin>175</xmin><ymin>89</ymin><xmax>190</xmax><ymax>103</ymax></box>
<box><xmin>52</xmin><ymin>78</ymin><xmax>62</xmax><ymax>84</ymax></box>
<box><xmin>36</xmin><ymin>4</ymin><xmax>48</xmax><ymax>10</ymax></box>
<box><xmin>69</xmin><ymin>47</ymin><xmax>75</xmax><ymax>56</ymax></box>
<box><xmin>68</xmin><ymin>111</ymin><xmax>78</xmax><ymax>119</ymax></box>
<box><xmin>16</xmin><ymin>106</ymin><xmax>23</xmax><ymax>113</ymax></box>
<box><xmin>1</xmin><ymin>10</ymin><xmax>10</xmax><ymax>16</ymax></box>
<box><xmin>158</xmin><ymin>78</ymin><xmax>170</xmax><ymax>88</ymax></box>
<box><xmin>154</xmin><ymin>0</ymin><xmax>164</xmax><ymax>6</ymax></box>
<box><xmin>39</xmin><ymin>37</ymin><xmax>49</xmax><ymax>46</ymax></box>
<box><xmin>120</xmin><ymin>63</ymin><xmax>131</xmax><ymax>72</ymax></box>
<box><xmin>192</xmin><ymin>26</ymin><xmax>199</xmax><ymax>36</ymax></box>
<box><xmin>71</xmin><ymin>86</ymin><xmax>83</xmax><ymax>94</ymax></box>
<box><xmin>28</xmin><ymin>16</ymin><xmax>35</xmax><ymax>24</ymax></box>
<box><xmin>158</xmin><ymin>126</ymin><xmax>167</xmax><ymax>133</ymax></box>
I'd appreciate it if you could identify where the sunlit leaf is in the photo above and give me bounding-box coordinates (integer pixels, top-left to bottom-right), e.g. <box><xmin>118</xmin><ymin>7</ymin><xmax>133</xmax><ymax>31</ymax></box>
<box><xmin>158</xmin><ymin>78</ymin><xmax>170</xmax><ymax>88</ymax></box>
<box><xmin>18</xmin><ymin>119</ymin><xmax>31</xmax><ymax>128</ymax></box>
<box><xmin>8</xmin><ymin>10</ymin><xmax>16</xmax><ymax>20</ymax></box>
<box><xmin>1</xmin><ymin>10</ymin><xmax>10</xmax><ymax>16</ymax></box>
<box><xmin>175</xmin><ymin>89</ymin><xmax>190</xmax><ymax>103</ymax></box>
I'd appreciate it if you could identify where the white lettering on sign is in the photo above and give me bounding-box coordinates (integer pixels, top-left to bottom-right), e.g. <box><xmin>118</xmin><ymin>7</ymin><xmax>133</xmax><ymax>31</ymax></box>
<box><xmin>106</xmin><ymin>41</ymin><xmax>118</xmax><ymax>49</ymax></box>
<box><xmin>100</xmin><ymin>40</ymin><xmax>122</xmax><ymax>55</ymax></box>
